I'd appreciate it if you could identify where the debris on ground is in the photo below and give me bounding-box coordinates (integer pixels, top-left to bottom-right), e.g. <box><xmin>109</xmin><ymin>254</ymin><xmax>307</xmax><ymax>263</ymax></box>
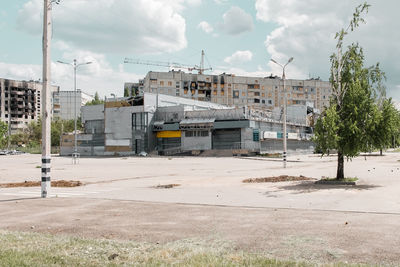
<box><xmin>153</xmin><ymin>184</ymin><xmax>181</xmax><ymax>189</ymax></box>
<box><xmin>242</xmin><ymin>175</ymin><xmax>314</xmax><ymax>183</ymax></box>
<box><xmin>108</xmin><ymin>253</ymin><xmax>119</xmax><ymax>260</ymax></box>
<box><xmin>0</xmin><ymin>180</ymin><xmax>83</xmax><ymax>188</ymax></box>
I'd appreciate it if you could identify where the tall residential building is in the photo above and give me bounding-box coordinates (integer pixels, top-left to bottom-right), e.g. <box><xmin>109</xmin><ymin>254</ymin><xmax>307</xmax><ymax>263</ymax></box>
<box><xmin>0</xmin><ymin>78</ymin><xmax>59</xmax><ymax>133</ymax></box>
<box><xmin>142</xmin><ymin>71</ymin><xmax>332</xmax><ymax>111</ymax></box>
<box><xmin>53</xmin><ymin>90</ymin><xmax>94</xmax><ymax>120</ymax></box>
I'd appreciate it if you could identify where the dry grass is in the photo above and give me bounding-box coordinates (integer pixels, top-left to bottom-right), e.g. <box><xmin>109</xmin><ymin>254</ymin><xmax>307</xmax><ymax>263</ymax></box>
<box><xmin>243</xmin><ymin>175</ymin><xmax>315</xmax><ymax>183</ymax></box>
<box><xmin>0</xmin><ymin>230</ymin><xmax>371</xmax><ymax>267</ymax></box>
<box><xmin>0</xmin><ymin>180</ymin><xmax>83</xmax><ymax>188</ymax></box>
<box><xmin>153</xmin><ymin>184</ymin><xmax>181</xmax><ymax>189</ymax></box>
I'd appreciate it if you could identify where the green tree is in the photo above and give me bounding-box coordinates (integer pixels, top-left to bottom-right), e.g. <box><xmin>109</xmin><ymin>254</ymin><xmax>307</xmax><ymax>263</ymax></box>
<box><xmin>0</xmin><ymin>121</ymin><xmax>8</xmax><ymax>149</ymax></box>
<box><xmin>124</xmin><ymin>87</ymin><xmax>129</xmax><ymax>97</ymax></box>
<box><xmin>314</xmin><ymin>2</ymin><xmax>396</xmax><ymax>179</ymax></box>
<box><xmin>10</xmin><ymin>118</ymin><xmax>84</xmax><ymax>148</ymax></box>
<box><xmin>372</xmin><ymin>99</ymin><xmax>400</xmax><ymax>153</ymax></box>
<box><xmin>86</xmin><ymin>91</ymin><xmax>104</xmax><ymax>106</ymax></box>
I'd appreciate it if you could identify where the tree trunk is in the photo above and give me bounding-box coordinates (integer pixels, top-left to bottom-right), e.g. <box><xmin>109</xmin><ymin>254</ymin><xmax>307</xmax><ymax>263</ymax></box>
<box><xmin>336</xmin><ymin>152</ymin><xmax>344</xmax><ymax>179</ymax></box>
<box><xmin>380</xmin><ymin>149</ymin><xmax>383</xmax><ymax>156</ymax></box>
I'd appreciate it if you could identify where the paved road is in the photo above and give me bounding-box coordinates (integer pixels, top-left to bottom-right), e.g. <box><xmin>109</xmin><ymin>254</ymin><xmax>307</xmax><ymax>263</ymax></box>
<box><xmin>1</xmin><ymin>153</ymin><xmax>400</xmax><ymax>213</ymax></box>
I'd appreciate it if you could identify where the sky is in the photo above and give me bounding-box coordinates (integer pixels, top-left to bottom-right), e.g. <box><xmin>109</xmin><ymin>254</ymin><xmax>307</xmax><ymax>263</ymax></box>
<box><xmin>0</xmin><ymin>0</ymin><xmax>399</xmax><ymax>102</ymax></box>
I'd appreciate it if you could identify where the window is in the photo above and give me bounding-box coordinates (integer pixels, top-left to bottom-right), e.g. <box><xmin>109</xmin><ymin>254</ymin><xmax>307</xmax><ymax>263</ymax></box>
<box><xmin>242</xmin><ymin>92</ymin><xmax>246</xmax><ymax>96</ymax></box>
<box><xmin>168</xmin><ymin>81</ymin><xmax>172</xmax><ymax>87</ymax></box>
<box><xmin>233</xmin><ymin>90</ymin><xmax>239</xmax><ymax>98</ymax></box>
<box><xmin>185</xmin><ymin>131</ymin><xmax>208</xmax><ymax>137</ymax></box>
<box><xmin>200</xmin><ymin>131</ymin><xmax>209</xmax><ymax>137</ymax></box>
<box><xmin>132</xmin><ymin>112</ymin><xmax>148</xmax><ymax>130</ymax></box>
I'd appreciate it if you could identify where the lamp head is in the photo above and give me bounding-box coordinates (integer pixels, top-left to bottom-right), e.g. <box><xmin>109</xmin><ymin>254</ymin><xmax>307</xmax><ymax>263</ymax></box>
<box><xmin>288</xmin><ymin>57</ymin><xmax>294</xmax><ymax>63</ymax></box>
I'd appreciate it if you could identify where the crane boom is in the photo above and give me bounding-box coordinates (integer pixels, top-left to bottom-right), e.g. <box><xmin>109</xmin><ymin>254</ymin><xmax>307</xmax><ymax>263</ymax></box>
<box><xmin>123</xmin><ymin>58</ymin><xmax>194</xmax><ymax>69</ymax></box>
<box><xmin>124</xmin><ymin>50</ymin><xmax>212</xmax><ymax>74</ymax></box>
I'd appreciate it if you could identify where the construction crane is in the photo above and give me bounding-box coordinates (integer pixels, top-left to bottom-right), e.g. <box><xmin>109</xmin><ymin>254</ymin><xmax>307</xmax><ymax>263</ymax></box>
<box><xmin>124</xmin><ymin>50</ymin><xmax>212</xmax><ymax>74</ymax></box>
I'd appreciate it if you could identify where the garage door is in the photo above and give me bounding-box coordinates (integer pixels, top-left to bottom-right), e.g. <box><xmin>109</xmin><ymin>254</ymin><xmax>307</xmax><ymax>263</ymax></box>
<box><xmin>212</xmin><ymin>129</ymin><xmax>241</xmax><ymax>149</ymax></box>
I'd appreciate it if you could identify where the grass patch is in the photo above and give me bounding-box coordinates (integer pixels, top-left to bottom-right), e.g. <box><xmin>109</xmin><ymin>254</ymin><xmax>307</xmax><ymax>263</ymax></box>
<box><xmin>0</xmin><ymin>230</ymin><xmax>371</xmax><ymax>267</ymax></box>
<box><xmin>153</xmin><ymin>184</ymin><xmax>181</xmax><ymax>189</ymax></box>
<box><xmin>260</xmin><ymin>153</ymin><xmax>282</xmax><ymax>158</ymax></box>
<box><xmin>0</xmin><ymin>180</ymin><xmax>83</xmax><ymax>188</ymax></box>
<box><xmin>319</xmin><ymin>177</ymin><xmax>358</xmax><ymax>183</ymax></box>
<box><xmin>243</xmin><ymin>175</ymin><xmax>314</xmax><ymax>183</ymax></box>
<box><xmin>315</xmin><ymin>177</ymin><xmax>358</xmax><ymax>185</ymax></box>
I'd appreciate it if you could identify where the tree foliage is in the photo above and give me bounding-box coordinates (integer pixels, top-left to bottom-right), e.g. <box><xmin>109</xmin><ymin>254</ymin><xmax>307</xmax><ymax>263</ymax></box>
<box><xmin>314</xmin><ymin>2</ymin><xmax>400</xmax><ymax>179</ymax></box>
<box><xmin>124</xmin><ymin>87</ymin><xmax>129</xmax><ymax>97</ymax></box>
<box><xmin>85</xmin><ymin>91</ymin><xmax>104</xmax><ymax>106</ymax></box>
<box><xmin>10</xmin><ymin>118</ymin><xmax>83</xmax><ymax>148</ymax></box>
<box><xmin>0</xmin><ymin>121</ymin><xmax>8</xmax><ymax>149</ymax></box>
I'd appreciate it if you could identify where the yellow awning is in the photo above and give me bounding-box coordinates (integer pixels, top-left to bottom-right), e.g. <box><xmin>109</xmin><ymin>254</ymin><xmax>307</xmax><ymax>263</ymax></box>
<box><xmin>156</xmin><ymin>131</ymin><xmax>181</xmax><ymax>138</ymax></box>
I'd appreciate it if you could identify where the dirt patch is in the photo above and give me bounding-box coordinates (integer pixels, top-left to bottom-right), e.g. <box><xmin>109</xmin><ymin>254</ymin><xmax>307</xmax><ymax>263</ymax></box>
<box><xmin>153</xmin><ymin>184</ymin><xmax>181</xmax><ymax>189</ymax></box>
<box><xmin>0</xmin><ymin>180</ymin><xmax>83</xmax><ymax>188</ymax></box>
<box><xmin>243</xmin><ymin>175</ymin><xmax>315</xmax><ymax>183</ymax></box>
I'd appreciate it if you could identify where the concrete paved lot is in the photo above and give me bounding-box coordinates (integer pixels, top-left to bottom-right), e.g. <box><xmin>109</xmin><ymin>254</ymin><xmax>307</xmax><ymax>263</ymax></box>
<box><xmin>1</xmin><ymin>153</ymin><xmax>400</xmax><ymax>264</ymax></box>
<box><xmin>1</xmin><ymin>153</ymin><xmax>400</xmax><ymax>213</ymax></box>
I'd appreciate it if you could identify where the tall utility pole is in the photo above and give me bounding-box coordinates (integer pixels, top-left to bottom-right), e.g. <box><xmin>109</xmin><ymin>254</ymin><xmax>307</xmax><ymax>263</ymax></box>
<box><xmin>41</xmin><ymin>0</ymin><xmax>52</xmax><ymax>198</ymax></box>
<box><xmin>270</xmin><ymin>57</ymin><xmax>293</xmax><ymax>168</ymax></box>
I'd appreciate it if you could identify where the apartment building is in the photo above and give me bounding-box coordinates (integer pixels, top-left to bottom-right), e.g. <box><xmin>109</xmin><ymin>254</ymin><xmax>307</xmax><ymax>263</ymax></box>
<box><xmin>53</xmin><ymin>90</ymin><xmax>94</xmax><ymax>120</ymax></box>
<box><xmin>0</xmin><ymin>78</ymin><xmax>59</xmax><ymax>133</ymax></box>
<box><xmin>142</xmin><ymin>71</ymin><xmax>332</xmax><ymax>111</ymax></box>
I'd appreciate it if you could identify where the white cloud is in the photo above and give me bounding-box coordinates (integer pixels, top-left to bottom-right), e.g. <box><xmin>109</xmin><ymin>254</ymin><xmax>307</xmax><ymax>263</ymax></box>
<box><xmin>218</xmin><ymin>6</ymin><xmax>254</xmax><ymax>35</ymax></box>
<box><xmin>224</xmin><ymin>50</ymin><xmax>253</xmax><ymax>64</ymax></box>
<box><xmin>214</xmin><ymin>0</ymin><xmax>228</xmax><ymax>4</ymax></box>
<box><xmin>212</xmin><ymin>65</ymin><xmax>267</xmax><ymax>78</ymax></box>
<box><xmin>198</xmin><ymin>21</ymin><xmax>214</xmax><ymax>34</ymax></box>
<box><xmin>17</xmin><ymin>0</ymin><xmax>187</xmax><ymax>54</ymax></box>
<box><xmin>0</xmin><ymin>44</ymin><xmax>143</xmax><ymax>98</ymax></box>
<box><xmin>185</xmin><ymin>0</ymin><xmax>202</xmax><ymax>6</ymax></box>
<box><xmin>255</xmin><ymin>0</ymin><xmax>400</xmax><ymax>100</ymax></box>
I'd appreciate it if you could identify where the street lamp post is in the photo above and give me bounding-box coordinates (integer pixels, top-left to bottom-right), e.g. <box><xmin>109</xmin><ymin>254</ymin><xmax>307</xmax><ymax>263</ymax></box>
<box><xmin>270</xmin><ymin>57</ymin><xmax>293</xmax><ymax>168</ymax></box>
<box><xmin>57</xmin><ymin>59</ymin><xmax>92</xmax><ymax>164</ymax></box>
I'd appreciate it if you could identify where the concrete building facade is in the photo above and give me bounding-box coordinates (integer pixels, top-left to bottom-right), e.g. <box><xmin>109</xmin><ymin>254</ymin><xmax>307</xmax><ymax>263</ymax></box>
<box><xmin>61</xmin><ymin>93</ymin><xmax>314</xmax><ymax>156</ymax></box>
<box><xmin>0</xmin><ymin>78</ymin><xmax>59</xmax><ymax>133</ymax></box>
<box><xmin>142</xmin><ymin>71</ymin><xmax>332</xmax><ymax>111</ymax></box>
<box><xmin>53</xmin><ymin>90</ymin><xmax>94</xmax><ymax>120</ymax></box>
